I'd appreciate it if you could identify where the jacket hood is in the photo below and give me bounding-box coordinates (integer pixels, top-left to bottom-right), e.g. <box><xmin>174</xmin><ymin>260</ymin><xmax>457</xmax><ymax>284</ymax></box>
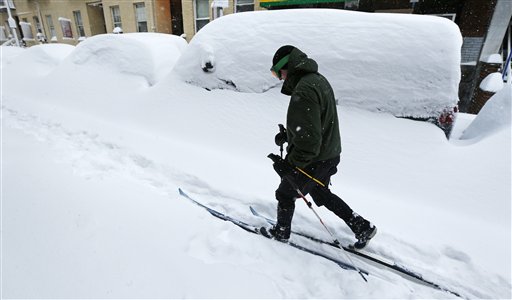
<box><xmin>281</xmin><ymin>48</ymin><xmax>318</xmax><ymax>95</ymax></box>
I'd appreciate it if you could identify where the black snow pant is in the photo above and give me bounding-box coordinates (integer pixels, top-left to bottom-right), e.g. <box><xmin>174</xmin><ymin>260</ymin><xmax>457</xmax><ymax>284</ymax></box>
<box><xmin>275</xmin><ymin>156</ymin><xmax>354</xmax><ymax>227</ymax></box>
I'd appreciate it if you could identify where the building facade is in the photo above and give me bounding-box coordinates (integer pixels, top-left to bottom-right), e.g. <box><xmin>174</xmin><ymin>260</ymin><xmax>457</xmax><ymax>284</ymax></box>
<box><xmin>1</xmin><ymin>0</ymin><xmax>173</xmax><ymax>46</ymax></box>
<box><xmin>180</xmin><ymin>0</ymin><xmax>262</xmax><ymax>41</ymax></box>
<box><xmin>1</xmin><ymin>0</ymin><xmax>262</xmax><ymax>44</ymax></box>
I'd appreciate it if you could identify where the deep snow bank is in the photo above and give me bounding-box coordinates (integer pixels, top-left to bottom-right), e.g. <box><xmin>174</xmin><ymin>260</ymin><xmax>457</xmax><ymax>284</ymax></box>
<box><xmin>2</xmin><ymin>43</ymin><xmax>511</xmax><ymax>298</ymax></box>
<box><xmin>172</xmin><ymin>9</ymin><xmax>462</xmax><ymax>118</ymax></box>
<box><xmin>1</xmin><ymin>44</ymin><xmax>74</xmax><ymax>76</ymax></box>
<box><xmin>461</xmin><ymin>85</ymin><xmax>511</xmax><ymax>140</ymax></box>
<box><xmin>1</xmin><ymin>46</ymin><xmax>28</xmax><ymax>64</ymax></box>
<box><xmin>60</xmin><ymin>33</ymin><xmax>187</xmax><ymax>85</ymax></box>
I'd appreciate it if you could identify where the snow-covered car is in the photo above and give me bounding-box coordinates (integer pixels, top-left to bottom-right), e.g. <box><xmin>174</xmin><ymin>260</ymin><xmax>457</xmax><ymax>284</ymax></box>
<box><xmin>172</xmin><ymin>9</ymin><xmax>462</xmax><ymax>136</ymax></box>
<box><xmin>59</xmin><ymin>33</ymin><xmax>188</xmax><ymax>86</ymax></box>
<box><xmin>1</xmin><ymin>44</ymin><xmax>74</xmax><ymax>76</ymax></box>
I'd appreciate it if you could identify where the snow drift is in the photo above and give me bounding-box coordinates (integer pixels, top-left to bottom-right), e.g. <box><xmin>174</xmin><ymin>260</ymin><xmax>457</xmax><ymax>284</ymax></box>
<box><xmin>61</xmin><ymin>33</ymin><xmax>187</xmax><ymax>85</ymax></box>
<box><xmin>0</xmin><ymin>45</ymin><xmax>26</xmax><ymax>63</ymax></box>
<box><xmin>1</xmin><ymin>17</ymin><xmax>510</xmax><ymax>298</ymax></box>
<box><xmin>172</xmin><ymin>9</ymin><xmax>462</xmax><ymax>118</ymax></box>
<box><xmin>479</xmin><ymin>72</ymin><xmax>505</xmax><ymax>92</ymax></box>
<box><xmin>462</xmin><ymin>85</ymin><xmax>511</xmax><ymax>140</ymax></box>
<box><xmin>1</xmin><ymin>44</ymin><xmax>74</xmax><ymax>76</ymax></box>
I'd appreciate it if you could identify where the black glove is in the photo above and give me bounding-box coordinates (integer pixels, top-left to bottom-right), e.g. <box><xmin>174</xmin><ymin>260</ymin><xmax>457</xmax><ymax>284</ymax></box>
<box><xmin>268</xmin><ymin>153</ymin><xmax>295</xmax><ymax>178</ymax></box>
<box><xmin>274</xmin><ymin>124</ymin><xmax>287</xmax><ymax>147</ymax></box>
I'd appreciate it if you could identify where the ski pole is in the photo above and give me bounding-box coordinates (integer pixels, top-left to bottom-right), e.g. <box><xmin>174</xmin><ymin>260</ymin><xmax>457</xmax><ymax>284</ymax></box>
<box><xmin>268</xmin><ymin>154</ymin><xmax>367</xmax><ymax>281</ymax></box>
<box><xmin>282</xmin><ymin>175</ymin><xmax>368</xmax><ymax>282</ymax></box>
<box><xmin>283</xmin><ymin>176</ymin><xmax>337</xmax><ymax>243</ymax></box>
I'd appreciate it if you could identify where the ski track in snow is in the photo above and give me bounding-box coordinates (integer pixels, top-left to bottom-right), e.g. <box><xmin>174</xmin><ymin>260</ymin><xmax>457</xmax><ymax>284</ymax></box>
<box><xmin>2</xmin><ymin>105</ymin><xmax>509</xmax><ymax>299</ymax></box>
<box><xmin>2</xmin><ymin>105</ymin><xmax>213</xmax><ymax>196</ymax></box>
<box><xmin>2</xmin><ymin>103</ymin><xmax>258</xmax><ymax>207</ymax></box>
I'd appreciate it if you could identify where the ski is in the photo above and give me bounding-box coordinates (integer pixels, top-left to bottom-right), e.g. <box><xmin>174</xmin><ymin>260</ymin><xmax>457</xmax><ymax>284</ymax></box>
<box><xmin>250</xmin><ymin>206</ymin><xmax>463</xmax><ymax>298</ymax></box>
<box><xmin>178</xmin><ymin>188</ymin><xmax>369</xmax><ymax>277</ymax></box>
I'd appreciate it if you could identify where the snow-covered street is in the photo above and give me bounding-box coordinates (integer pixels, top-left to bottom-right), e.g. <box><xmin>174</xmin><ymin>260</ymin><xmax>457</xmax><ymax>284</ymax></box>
<box><xmin>1</xmin><ymin>10</ymin><xmax>511</xmax><ymax>299</ymax></box>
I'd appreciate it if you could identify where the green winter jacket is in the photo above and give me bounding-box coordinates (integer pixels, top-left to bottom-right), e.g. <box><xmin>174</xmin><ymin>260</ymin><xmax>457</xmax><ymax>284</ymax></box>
<box><xmin>282</xmin><ymin>48</ymin><xmax>342</xmax><ymax>168</ymax></box>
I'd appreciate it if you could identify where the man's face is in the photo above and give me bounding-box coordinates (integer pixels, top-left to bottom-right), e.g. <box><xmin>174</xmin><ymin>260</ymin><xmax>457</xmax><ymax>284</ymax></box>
<box><xmin>280</xmin><ymin>70</ymin><xmax>288</xmax><ymax>80</ymax></box>
<box><xmin>271</xmin><ymin>69</ymin><xmax>288</xmax><ymax>81</ymax></box>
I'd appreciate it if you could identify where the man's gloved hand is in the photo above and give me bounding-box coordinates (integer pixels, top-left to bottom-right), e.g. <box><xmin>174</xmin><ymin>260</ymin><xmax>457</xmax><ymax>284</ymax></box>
<box><xmin>268</xmin><ymin>153</ymin><xmax>295</xmax><ymax>178</ymax></box>
<box><xmin>274</xmin><ymin>124</ymin><xmax>287</xmax><ymax>147</ymax></box>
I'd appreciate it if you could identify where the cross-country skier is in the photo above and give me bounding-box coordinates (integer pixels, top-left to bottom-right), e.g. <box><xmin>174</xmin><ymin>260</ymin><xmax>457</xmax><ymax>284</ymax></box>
<box><xmin>265</xmin><ymin>45</ymin><xmax>377</xmax><ymax>250</ymax></box>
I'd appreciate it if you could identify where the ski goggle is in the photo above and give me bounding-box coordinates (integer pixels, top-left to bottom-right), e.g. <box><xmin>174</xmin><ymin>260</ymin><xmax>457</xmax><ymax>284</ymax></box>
<box><xmin>270</xmin><ymin>54</ymin><xmax>290</xmax><ymax>80</ymax></box>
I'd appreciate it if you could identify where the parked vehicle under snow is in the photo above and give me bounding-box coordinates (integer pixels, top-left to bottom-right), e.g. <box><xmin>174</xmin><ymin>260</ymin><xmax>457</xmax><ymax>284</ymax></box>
<box><xmin>172</xmin><ymin>9</ymin><xmax>462</xmax><ymax>136</ymax></box>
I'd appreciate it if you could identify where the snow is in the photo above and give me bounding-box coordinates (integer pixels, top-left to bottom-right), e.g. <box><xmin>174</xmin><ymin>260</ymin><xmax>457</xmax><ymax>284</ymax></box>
<box><xmin>462</xmin><ymin>85</ymin><xmax>511</xmax><ymax>140</ymax></box>
<box><xmin>1</xmin><ymin>44</ymin><xmax>74</xmax><ymax>77</ymax></box>
<box><xmin>1</xmin><ymin>13</ymin><xmax>511</xmax><ymax>299</ymax></box>
<box><xmin>59</xmin><ymin>33</ymin><xmax>187</xmax><ymax>86</ymax></box>
<box><xmin>173</xmin><ymin>9</ymin><xmax>462</xmax><ymax>119</ymax></box>
<box><xmin>483</xmin><ymin>53</ymin><xmax>504</xmax><ymax>64</ymax></box>
<box><xmin>479</xmin><ymin>72</ymin><xmax>505</xmax><ymax>92</ymax></box>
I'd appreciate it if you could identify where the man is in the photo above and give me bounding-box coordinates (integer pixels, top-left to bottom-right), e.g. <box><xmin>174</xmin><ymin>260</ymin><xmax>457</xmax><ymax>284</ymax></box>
<box><xmin>264</xmin><ymin>45</ymin><xmax>377</xmax><ymax>250</ymax></box>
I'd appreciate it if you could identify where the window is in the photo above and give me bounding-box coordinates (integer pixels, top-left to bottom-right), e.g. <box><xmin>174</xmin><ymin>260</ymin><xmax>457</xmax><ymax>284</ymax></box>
<box><xmin>235</xmin><ymin>0</ymin><xmax>254</xmax><ymax>13</ymax></box>
<box><xmin>19</xmin><ymin>21</ymin><xmax>34</xmax><ymax>40</ymax></box>
<box><xmin>73</xmin><ymin>10</ymin><xmax>86</xmax><ymax>37</ymax></box>
<box><xmin>46</xmin><ymin>15</ymin><xmax>56</xmax><ymax>39</ymax></box>
<box><xmin>194</xmin><ymin>0</ymin><xmax>209</xmax><ymax>32</ymax></box>
<box><xmin>33</xmin><ymin>16</ymin><xmax>46</xmax><ymax>42</ymax></box>
<box><xmin>59</xmin><ymin>17</ymin><xmax>73</xmax><ymax>39</ymax></box>
<box><xmin>111</xmin><ymin>6</ymin><xmax>122</xmax><ymax>30</ymax></box>
<box><xmin>33</xmin><ymin>16</ymin><xmax>42</xmax><ymax>33</ymax></box>
<box><xmin>0</xmin><ymin>0</ymin><xmax>15</xmax><ymax>9</ymax></box>
<box><xmin>134</xmin><ymin>3</ymin><xmax>148</xmax><ymax>32</ymax></box>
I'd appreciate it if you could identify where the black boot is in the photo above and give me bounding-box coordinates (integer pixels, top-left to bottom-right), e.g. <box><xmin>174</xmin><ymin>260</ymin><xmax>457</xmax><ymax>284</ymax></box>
<box><xmin>347</xmin><ymin>213</ymin><xmax>377</xmax><ymax>250</ymax></box>
<box><xmin>268</xmin><ymin>204</ymin><xmax>294</xmax><ymax>242</ymax></box>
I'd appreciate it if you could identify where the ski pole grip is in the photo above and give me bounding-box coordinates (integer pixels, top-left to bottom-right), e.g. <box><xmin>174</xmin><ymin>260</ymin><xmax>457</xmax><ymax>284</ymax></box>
<box><xmin>267</xmin><ymin>153</ymin><xmax>281</xmax><ymax>163</ymax></box>
<box><xmin>278</xmin><ymin>124</ymin><xmax>286</xmax><ymax>134</ymax></box>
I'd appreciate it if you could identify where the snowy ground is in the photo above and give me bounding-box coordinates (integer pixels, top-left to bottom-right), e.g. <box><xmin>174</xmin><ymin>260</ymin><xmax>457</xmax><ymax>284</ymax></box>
<box><xmin>1</xmin><ymin>25</ymin><xmax>511</xmax><ymax>299</ymax></box>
